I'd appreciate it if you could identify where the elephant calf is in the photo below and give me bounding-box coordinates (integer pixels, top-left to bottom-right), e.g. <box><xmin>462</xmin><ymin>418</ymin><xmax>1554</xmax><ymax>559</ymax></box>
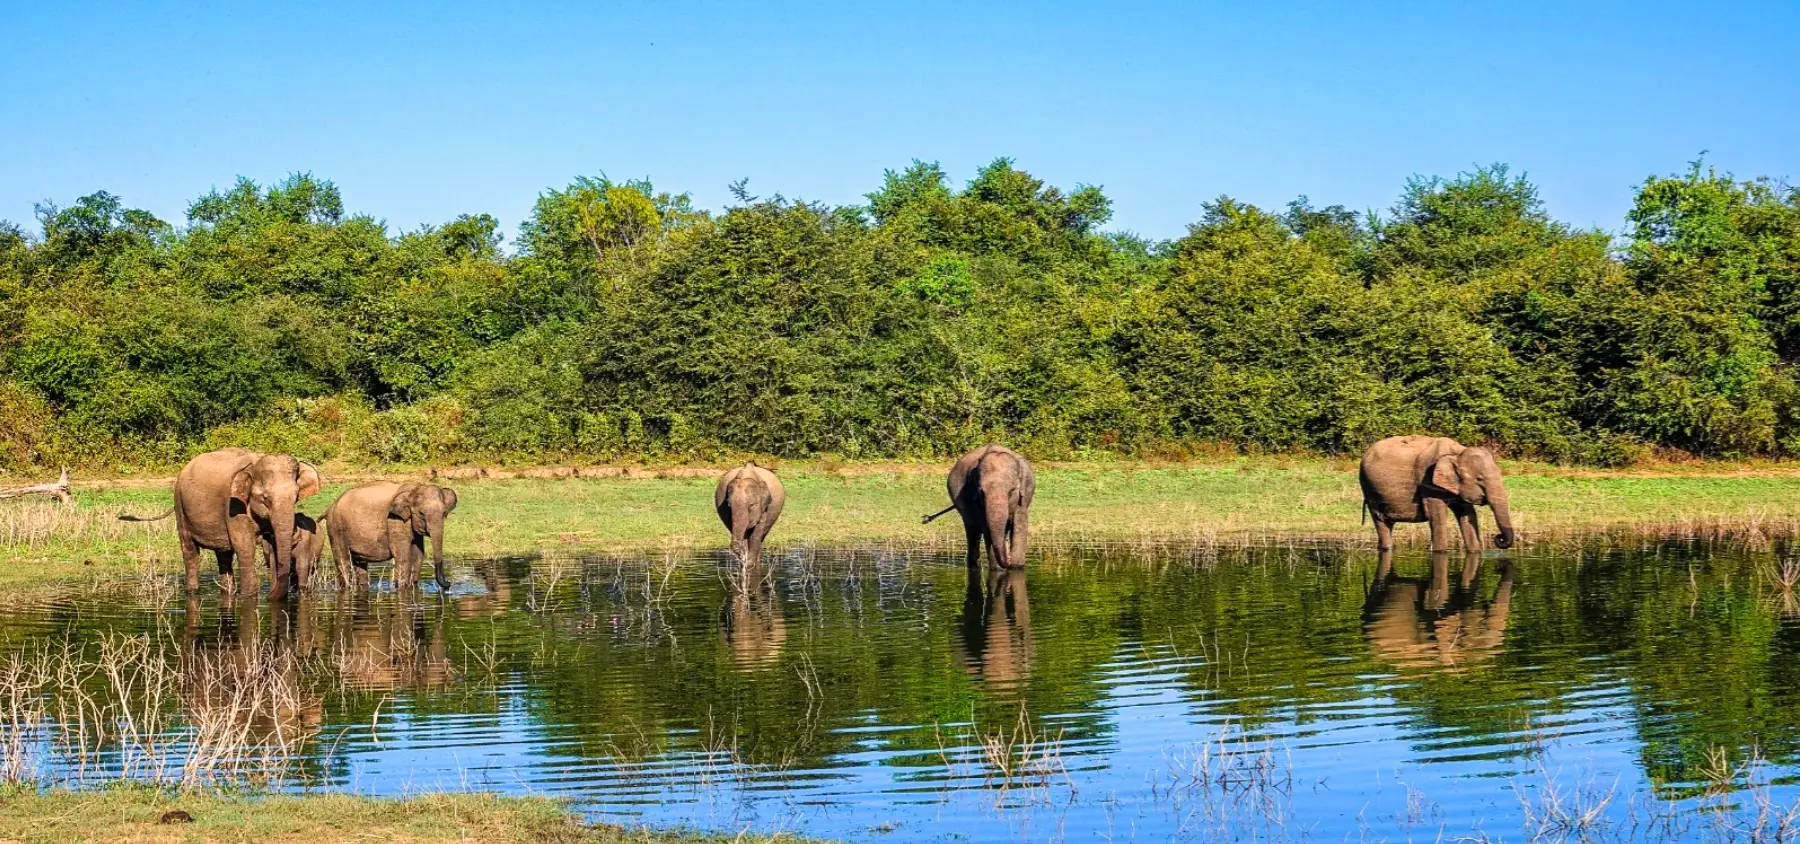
<box><xmin>924</xmin><ymin>444</ymin><xmax>1036</xmax><ymax>569</ymax></box>
<box><xmin>1359</xmin><ymin>435</ymin><xmax>1516</xmax><ymax>552</ymax></box>
<box><xmin>258</xmin><ymin>512</ymin><xmax>323</xmax><ymax>596</ymax></box>
<box><xmin>714</xmin><ymin>463</ymin><xmax>785</xmax><ymax>564</ymax></box>
<box><xmin>324</xmin><ymin>482</ymin><xmax>459</xmax><ymax>589</ymax></box>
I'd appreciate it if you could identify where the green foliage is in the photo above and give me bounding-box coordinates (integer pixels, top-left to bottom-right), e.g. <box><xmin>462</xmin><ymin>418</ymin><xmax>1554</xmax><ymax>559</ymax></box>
<box><xmin>4</xmin><ymin>159</ymin><xmax>1800</xmax><ymax>468</ymax></box>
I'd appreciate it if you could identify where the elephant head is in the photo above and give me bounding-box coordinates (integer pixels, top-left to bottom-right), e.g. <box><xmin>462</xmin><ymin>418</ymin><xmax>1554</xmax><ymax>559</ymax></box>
<box><xmin>389</xmin><ymin>483</ymin><xmax>459</xmax><ymax>589</ymax></box>
<box><xmin>1424</xmin><ymin>447</ymin><xmax>1515</xmax><ymax>549</ymax></box>
<box><xmin>230</xmin><ymin>453</ymin><xmax>322</xmax><ymax>597</ymax></box>
<box><xmin>723</xmin><ymin>473</ymin><xmax>770</xmax><ymax>563</ymax></box>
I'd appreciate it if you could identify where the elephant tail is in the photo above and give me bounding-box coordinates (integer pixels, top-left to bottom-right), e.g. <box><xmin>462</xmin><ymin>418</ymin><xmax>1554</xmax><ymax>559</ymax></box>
<box><xmin>118</xmin><ymin>507</ymin><xmax>176</xmax><ymax>522</ymax></box>
<box><xmin>922</xmin><ymin>503</ymin><xmax>957</xmax><ymax>525</ymax></box>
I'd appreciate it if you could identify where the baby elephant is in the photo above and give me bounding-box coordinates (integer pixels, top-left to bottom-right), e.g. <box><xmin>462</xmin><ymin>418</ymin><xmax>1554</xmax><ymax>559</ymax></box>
<box><xmin>715</xmin><ymin>463</ymin><xmax>785</xmax><ymax>564</ymax></box>
<box><xmin>924</xmin><ymin>444</ymin><xmax>1036</xmax><ymax>569</ymax></box>
<box><xmin>259</xmin><ymin>512</ymin><xmax>324</xmax><ymax>597</ymax></box>
<box><xmin>325</xmin><ymin>482</ymin><xmax>459</xmax><ymax>589</ymax></box>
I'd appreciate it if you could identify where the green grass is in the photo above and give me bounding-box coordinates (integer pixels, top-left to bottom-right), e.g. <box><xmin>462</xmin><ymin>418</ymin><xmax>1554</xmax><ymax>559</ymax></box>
<box><xmin>9</xmin><ymin>458</ymin><xmax>1800</xmax><ymax>588</ymax></box>
<box><xmin>0</xmin><ymin>784</ymin><xmax>803</xmax><ymax>843</ymax></box>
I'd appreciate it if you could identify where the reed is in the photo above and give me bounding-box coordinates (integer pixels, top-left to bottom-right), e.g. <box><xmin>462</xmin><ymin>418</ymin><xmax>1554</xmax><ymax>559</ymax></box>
<box><xmin>0</xmin><ymin>629</ymin><xmax>319</xmax><ymax>789</ymax></box>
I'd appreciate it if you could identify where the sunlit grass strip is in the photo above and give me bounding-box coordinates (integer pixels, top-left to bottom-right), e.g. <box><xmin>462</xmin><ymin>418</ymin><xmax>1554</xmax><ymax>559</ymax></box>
<box><xmin>14</xmin><ymin>463</ymin><xmax>1800</xmax><ymax>588</ymax></box>
<box><xmin>0</xmin><ymin>784</ymin><xmax>810</xmax><ymax>843</ymax></box>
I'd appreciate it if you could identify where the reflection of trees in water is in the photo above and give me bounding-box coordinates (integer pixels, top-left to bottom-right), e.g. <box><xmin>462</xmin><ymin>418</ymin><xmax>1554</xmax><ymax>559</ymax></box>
<box><xmin>23</xmin><ymin>542</ymin><xmax>1800</xmax><ymax>796</ymax></box>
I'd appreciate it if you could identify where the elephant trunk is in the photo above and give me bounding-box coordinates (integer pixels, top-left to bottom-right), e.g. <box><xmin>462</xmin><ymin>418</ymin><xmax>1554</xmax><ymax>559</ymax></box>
<box><xmin>730</xmin><ymin>495</ymin><xmax>763</xmax><ymax>563</ymax></box>
<box><xmin>269</xmin><ymin>500</ymin><xmax>297</xmax><ymax>597</ymax></box>
<box><xmin>982</xmin><ymin>484</ymin><xmax>1013</xmax><ymax>568</ymax></box>
<box><xmin>1487</xmin><ymin>483</ymin><xmax>1517</xmax><ymax>549</ymax></box>
<box><xmin>429</xmin><ymin>513</ymin><xmax>449</xmax><ymax>589</ymax></box>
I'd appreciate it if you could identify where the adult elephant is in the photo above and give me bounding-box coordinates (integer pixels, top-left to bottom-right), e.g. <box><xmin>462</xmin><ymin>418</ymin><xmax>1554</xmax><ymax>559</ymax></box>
<box><xmin>121</xmin><ymin>448</ymin><xmax>321</xmax><ymax>598</ymax></box>
<box><xmin>924</xmin><ymin>444</ymin><xmax>1035</xmax><ymax>569</ymax></box>
<box><xmin>714</xmin><ymin>463</ymin><xmax>785</xmax><ymax>565</ymax></box>
<box><xmin>1359</xmin><ymin>436</ymin><xmax>1516</xmax><ymax>552</ymax></box>
<box><xmin>324</xmin><ymin>482</ymin><xmax>459</xmax><ymax>589</ymax></box>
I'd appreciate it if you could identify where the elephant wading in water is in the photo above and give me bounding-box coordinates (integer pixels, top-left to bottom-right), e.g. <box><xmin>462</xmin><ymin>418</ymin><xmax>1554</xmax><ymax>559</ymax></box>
<box><xmin>1359</xmin><ymin>436</ymin><xmax>1517</xmax><ymax>552</ymax></box>
<box><xmin>324</xmin><ymin>482</ymin><xmax>459</xmax><ymax>589</ymax></box>
<box><xmin>259</xmin><ymin>512</ymin><xmax>324</xmax><ymax>596</ymax></box>
<box><xmin>924</xmin><ymin>444</ymin><xmax>1036</xmax><ymax>569</ymax></box>
<box><xmin>121</xmin><ymin>449</ymin><xmax>322</xmax><ymax>598</ymax></box>
<box><xmin>715</xmin><ymin>463</ymin><xmax>785</xmax><ymax>565</ymax></box>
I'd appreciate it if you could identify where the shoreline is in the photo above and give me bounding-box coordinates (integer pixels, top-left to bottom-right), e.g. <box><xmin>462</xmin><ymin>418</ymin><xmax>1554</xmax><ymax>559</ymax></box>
<box><xmin>5</xmin><ymin>459</ymin><xmax>1800</xmax><ymax>589</ymax></box>
<box><xmin>0</xmin><ymin>786</ymin><xmax>803</xmax><ymax>843</ymax></box>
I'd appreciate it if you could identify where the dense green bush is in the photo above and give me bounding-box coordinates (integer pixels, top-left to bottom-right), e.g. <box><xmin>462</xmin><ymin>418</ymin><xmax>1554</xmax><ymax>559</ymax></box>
<box><xmin>2</xmin><ymin>161</ymin><xmax>1798</xmax><ymax>470</ymax></box>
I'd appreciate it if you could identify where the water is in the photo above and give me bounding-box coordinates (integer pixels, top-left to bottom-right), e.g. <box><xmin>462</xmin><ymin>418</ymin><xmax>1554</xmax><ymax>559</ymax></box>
<box><xmin>5</xmin><ymin>540</ymin><xmax>1800</xmax><ymax>841</ymax></box>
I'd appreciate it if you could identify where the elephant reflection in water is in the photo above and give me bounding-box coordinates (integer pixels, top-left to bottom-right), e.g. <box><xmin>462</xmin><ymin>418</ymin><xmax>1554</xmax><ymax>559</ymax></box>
<box><xmin>179</xmin><ymin>596</ymin><xmax>325</xmax><ymax>746</ymax></box>
<box><xmin>721</xmin><ymin>565</ymin><xmax>788</xmax><ymax>668</ymax></box>
<box><xmin>329</xmin><ymin>593</ymin><xmax>455</xmax><ymax>691</ymax></box>
<box><xmin>956</xmin><ymin>568</ymin><xmax>1035</xmax><ymax>692</ymax></box>
<box><xmin>450</xmin><ymin>559</ymin><xmax>515</xmax><ymax>619</ymax></box>
<box><xmin>1363</xmin><ymin>549</ymin><xmax>1514</xmax><ymax>669</ymax></box>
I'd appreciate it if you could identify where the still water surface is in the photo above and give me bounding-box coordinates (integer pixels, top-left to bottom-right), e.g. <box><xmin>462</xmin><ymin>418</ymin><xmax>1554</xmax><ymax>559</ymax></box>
<box><xmin>4</xmin><ymin>540</ymin><xmax>1800</xmax><ymax>841</ymax></box>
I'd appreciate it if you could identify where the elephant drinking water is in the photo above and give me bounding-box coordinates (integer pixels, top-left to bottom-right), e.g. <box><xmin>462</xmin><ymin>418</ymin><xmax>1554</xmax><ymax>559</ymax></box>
<box><xmin>714</xmin><ymin>463</ymin><xmax>785</xmax><ymax>565</ymax></box>
<box><xmin>1359</xmin><ymin>435</ymin><xmax>1517</xmax><ymax>552</ymax></box>
<box><xmin>924</xmin><ymin>444</ymin><xmax>1036</xmax><ymax>569</ymax></box>
<box><xmin>323</xmin><ymin>482</ymin><xmax>459</xmax><ymax>589</ymax></box>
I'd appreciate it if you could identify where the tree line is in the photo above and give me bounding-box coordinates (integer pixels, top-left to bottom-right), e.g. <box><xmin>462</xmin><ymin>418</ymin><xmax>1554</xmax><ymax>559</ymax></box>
<box><xmin>1</xmin><ymin>158</ymin><xmax>1796</xmax><ymax>470</ymax></box>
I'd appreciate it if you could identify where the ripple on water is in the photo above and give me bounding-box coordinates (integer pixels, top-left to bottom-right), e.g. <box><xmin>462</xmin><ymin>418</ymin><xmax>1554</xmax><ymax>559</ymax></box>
<box><xmin>6</xmin><ymin>542</ymin><xmax>1800</xmax><ymax>840</ymax></box>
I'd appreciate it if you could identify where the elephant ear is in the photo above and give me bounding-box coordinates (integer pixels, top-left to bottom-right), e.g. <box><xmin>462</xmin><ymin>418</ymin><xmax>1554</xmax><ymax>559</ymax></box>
<box><xmin>1428</xmin><ymin>456</ymin><xmax>1462</xmax><ymax>496</ymax></box>
<box><xmin>297</xmin><ymin>462</ymin><xmax>322</xmax><ymax>499</ymax></box>
<box><xmin>229</xmin><ymin>467</ymin><xmax>255</xmax><ymax>504</ymax></box>
<box><xmin>389</xmin><ymin>484</ymin><xmax>420</xmax><ymax>521</ymax></box>
<box><xmin>439</xmin><ymin>487</ymin><xmax>458</xmax><ymax>514</ymax></box>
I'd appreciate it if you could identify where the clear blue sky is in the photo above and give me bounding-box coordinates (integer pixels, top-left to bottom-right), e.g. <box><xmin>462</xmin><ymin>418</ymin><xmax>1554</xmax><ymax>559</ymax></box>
<box><xmin>3</xmin><ymin>1</ymin><xmax>1795</xmax><ymax>243</ymax></box>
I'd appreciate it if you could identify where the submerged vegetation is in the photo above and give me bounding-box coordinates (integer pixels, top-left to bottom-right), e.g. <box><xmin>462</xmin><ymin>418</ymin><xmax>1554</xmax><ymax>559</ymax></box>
<box><xmin>4</xmin><ymin>159</ymin><xmax>1800</xmax><ymax>471</ymax></box>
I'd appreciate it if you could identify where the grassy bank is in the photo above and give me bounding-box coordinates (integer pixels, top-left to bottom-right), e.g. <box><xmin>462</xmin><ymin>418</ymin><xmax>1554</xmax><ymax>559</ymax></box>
<box><xmin>0</xmin><ymin>785</ymin><xmax>798</xmax><ymax>843</ymax></box>
<box><xmin>8</xmin><ymin>458</ymin><xmax>1800</xmax><ymax>587</ymax></box>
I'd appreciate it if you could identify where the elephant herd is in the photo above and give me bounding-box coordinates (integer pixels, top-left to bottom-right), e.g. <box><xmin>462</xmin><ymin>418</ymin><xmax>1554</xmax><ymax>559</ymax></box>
<box><xmin>121</xmin><ymin>447</ymin><xmax>460</xmax><ymax>599</ymax></box>
<box><xmin>126</xmin><ymin>435</ymin><xmax>1515</xmax><ymax>601</ymax></box>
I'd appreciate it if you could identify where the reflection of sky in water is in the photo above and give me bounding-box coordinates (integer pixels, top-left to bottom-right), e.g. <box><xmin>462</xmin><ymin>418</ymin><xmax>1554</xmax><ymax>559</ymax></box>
<box><xmin>4</xmin><ymin>542</ymin><xmax>1800</xmax><ymax>841</ymax></box>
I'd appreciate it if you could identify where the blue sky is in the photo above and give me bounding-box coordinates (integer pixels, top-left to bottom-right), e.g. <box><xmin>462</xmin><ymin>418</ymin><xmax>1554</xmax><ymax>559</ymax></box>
<box><xmin>2</xmin><ymin>1</ymin><xmax>1794</xmax><ymax>243</ymax></box>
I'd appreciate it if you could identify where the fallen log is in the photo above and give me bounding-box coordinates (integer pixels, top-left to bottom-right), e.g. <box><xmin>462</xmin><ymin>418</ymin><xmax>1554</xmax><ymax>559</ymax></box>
<box><xmin>0</xmin><ymin>467</ymin><xmax>72</xmax><ymax>504</ymax></box>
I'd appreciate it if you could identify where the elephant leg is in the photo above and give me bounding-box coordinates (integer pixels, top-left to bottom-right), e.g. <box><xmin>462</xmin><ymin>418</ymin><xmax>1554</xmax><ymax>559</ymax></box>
<box><xmin>1373</xmin><ymin>514</ymin><xmax>1395</xmax><ymax>551</ymax></box>
<box><xmin>1006</xmin><ymin>506</ymin><xmax>1030</xmax><ymax>569</ymax></box>
<box><xmin>411</xmin><ymin>534</ymin><xmax>427</xmax><ymax>587</ymax></box>
<box><xmin>747</xmin><ymin>528</ymin><xmax>765</xmax><ymax>567</ymax></box>
<box><xmin>332</xmin><ymin>545</ymin><xmax>351</xmax><ymax>591</ymax></box>
<box><xmin>1423</xmin><ymin>498</ymin><xmax>1452</xmax><ymax>553</ymax></box>
<box><xmin>213</xmin><ymin>549</ymin><xmax>236</xmax><ymax>594</ymax></box>
<box><xmin>960</xmin><ymin>509</ymin><xmax>983</xmax><ymax>569</ymax></box>
<box><xmin>1451</xmin><ymin>501</ymin><xmax>1480</xmax><ymax>550</ymax></box>
<box><xmin>176</xmin><ymin>506</ymin><xmax>203</xmax><ymax>592</ymax></box>
<box><xmin>228</xmin><ymin>516</ymin><xmax>260</xmax><ymax>596</ymax></box>
<box><xmin>384</xmin><ymin>519</ymin><xmax>415</xmax><ymax>587</ymax></box>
